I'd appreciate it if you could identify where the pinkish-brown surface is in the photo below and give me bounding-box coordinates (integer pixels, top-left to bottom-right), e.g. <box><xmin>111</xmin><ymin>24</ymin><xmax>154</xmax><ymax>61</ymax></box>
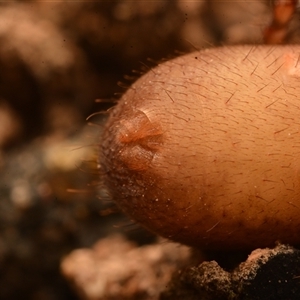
<box><xmin>1</xmin><ymin>1</ymin><xmax>300</xmax><ymax>299</ymax></box>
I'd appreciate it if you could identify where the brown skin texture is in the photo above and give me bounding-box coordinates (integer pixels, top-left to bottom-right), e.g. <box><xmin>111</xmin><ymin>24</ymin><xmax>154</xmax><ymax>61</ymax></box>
<box><xmin>100</xmin><ymin>45</ymin><xmax>300</xmax><ymax>250</ymax></box>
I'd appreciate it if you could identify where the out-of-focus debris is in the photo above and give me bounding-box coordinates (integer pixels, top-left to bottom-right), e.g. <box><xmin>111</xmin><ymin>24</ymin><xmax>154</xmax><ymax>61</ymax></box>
<box><xmin>0</xmin><ymin>101</ymin><xmax>21</xmax><ymax>149</ymax></box>
<box><xmin>0</xmin><ymin>124</ymin><xmax>106</xmax><ymax>300</ymax></box>
<box><xmin>264</xmin><ymin>0</ymin><xmax>297</xmax><ymax>44</ymax></box>
<box><xmin>61</xmin><ymin>235</ymin><xmax>192</xmax><ymax>300</ymax></box>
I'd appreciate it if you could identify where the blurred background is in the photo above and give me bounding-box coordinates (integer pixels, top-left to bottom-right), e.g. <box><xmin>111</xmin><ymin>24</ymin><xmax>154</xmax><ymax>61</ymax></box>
<box><xmin>0</xmin><ymin>1</ymin><xmax>299</xmax><ymax>299</ymax></box>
